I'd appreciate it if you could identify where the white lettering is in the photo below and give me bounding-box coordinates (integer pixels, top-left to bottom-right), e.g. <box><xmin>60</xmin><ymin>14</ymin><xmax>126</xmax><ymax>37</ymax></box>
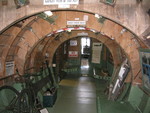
<box><xmin>67</xmin><ymin>21</ymin><xmax>86</xmax><ymax>25</ymax></box>
<box><xmin>43</xmin><ymin>0</ymin><xmax>79</xmax><ymax>5</ymax></box>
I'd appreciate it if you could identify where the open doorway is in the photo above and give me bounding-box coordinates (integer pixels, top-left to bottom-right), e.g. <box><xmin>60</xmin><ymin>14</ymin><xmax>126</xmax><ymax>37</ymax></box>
<box><xmin>80</xmin><ymin>37</ymin><xmax>91</xmax><ymax>76</ymax></box>
<box><xmin>81</xmin><ymin>37</ymin><xmax>91</xmax><ymax>58</ymax></box>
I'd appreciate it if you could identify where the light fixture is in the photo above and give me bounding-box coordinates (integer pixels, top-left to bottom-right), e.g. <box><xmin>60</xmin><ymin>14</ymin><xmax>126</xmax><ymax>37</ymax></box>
<box><xmin>111</xmin><ymin>37</ymin><xmax>115</xmax><ymax>40</ymax></box>
<box><xmin>95</xmin><ymin>14</ymin><xmax>100</xmax><ymax>18</ymax></box>
<box><xmin>44</xmin><ymin>11</ymin><xmax>53</xmax><ymax>16</ymax></box>
<box><xmin>120</xmin><ymin>28</ymin><xmax>127</xmax><ymax>34</ymax></box>
<box><xmin>95</xmin><ymin>14</ymin><xmax>103</xmax><ymax>18</ymax></box>
<box><xmin>95</xmin><ymin>14</ymin><xmax>105</xmax><ymax>24</ymax></box>
<box><xmin>67</xmin><ymin>29</ymin><xmax>72</xmax><ymax>32</ymax></box>
<box><xmin>147</xmin><ymin>35</ymin><xmax>150</xmax><ymax>39</ymax></box>
<box><xmin>90</xmin><ymin>29</ymin><xmax>96</xmax><ymax>33</ymax></box>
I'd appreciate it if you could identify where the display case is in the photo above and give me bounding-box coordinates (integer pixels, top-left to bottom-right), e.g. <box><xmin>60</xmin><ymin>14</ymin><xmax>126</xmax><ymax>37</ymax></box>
<box><xmin>139</xmin><ymin>48</ymin><xmax>150</xmax><ymax>92</ymax></box>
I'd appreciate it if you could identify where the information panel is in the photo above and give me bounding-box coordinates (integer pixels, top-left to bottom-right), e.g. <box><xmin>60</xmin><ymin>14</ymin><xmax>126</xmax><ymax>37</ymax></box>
<box><xmin>6</xmin><ymin>61</ymin><xmax>15</xmax><ymax>76</ymax></box>
<box><xmin>44</xmin><ymin>0</ymin><xmax>79</xmax><ymax>5</ymax></box>
<box><xmin>70</xmin><ymin>40</ymin><xmax>77</xmax><ymax>46</ymax></box>
<box><xmin>68</xmin><ymin>51</ymin><xmax>78</xmax><ymax>57</ymax></box>
<box><xmin>92</xmin><ymin>43</ymin><xmax>103</xmax><ymax>64</ymax></box>
<box><xmin>67</xmin><ymin>21</ymin><xmax>86</xmax><ymax>26</ymax></box>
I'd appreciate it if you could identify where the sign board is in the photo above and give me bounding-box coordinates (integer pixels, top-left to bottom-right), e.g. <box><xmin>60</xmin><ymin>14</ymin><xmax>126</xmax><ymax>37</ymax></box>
<box><xmin>68</xmin><ymin>51</ymin><xmax>78</xmax><ymax>57</ymax></box>
<box><xmin>43</xmin><ymin>0</ymin><xmax>79</xmax><ymax>5</ymax></box>
<box><xmin>40</xmin><ymin>108</ymin><xmax>49</xmax><ymax>113</ymax></box>
<box><xmin>75</xmin><ymin>18</ymin><xmax>80</xmax><ymax>20</ymax></box>
<box><xmin>92</xmin><ymin>43</ymin><xmax>103</xmax><ymax>64</ymax></box>
<box><xmin>58</xmin><ymin>4</ymin><xmax>70</xmax><ymax>8</ymax></box>
<box><xmin>83</xmin><ymin>15</ymin><xmax>89</xmax><ymax>21</ymax></box>
<box><xmin>67</xmin><ymin>21</ymin><xmax>86</xmax><ymax>26</ymax></box>
<box><xmin>77</xmin><ymin>32</ymin><xmax>88</xmax><ymax>36</ymax></box>
<box><xmin>6</xmin><ymin>61</ymin><xmax>15</xmax><ymax>76</ymax></box>
<box><xmin>70</xmin><ymin>40</ymin><xmax>77</xmax><ymax>46</ymax></box>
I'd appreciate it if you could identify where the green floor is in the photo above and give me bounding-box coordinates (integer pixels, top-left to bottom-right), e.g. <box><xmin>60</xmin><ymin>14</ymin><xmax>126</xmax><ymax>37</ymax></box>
<box><xmin>95</xmin><ymin>79</ymin><xmax>136</xmax><ymax>113</ymax></box>
<box><xmin>47</xmin><ymin>76</ymin><xmax>97</xmax><ymax>113</ymax></box>
<box><xmin>46</xmin><ymin>75</ymin><xmax>136</xmax><ymax>113</ymax></box>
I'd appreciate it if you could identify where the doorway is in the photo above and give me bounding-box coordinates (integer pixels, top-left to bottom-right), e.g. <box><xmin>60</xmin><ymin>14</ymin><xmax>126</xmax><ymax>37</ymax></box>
<box><xmin>80</xmin><ymin>37</ymin><xmax>91</xmax><ymax>76</ymax></box>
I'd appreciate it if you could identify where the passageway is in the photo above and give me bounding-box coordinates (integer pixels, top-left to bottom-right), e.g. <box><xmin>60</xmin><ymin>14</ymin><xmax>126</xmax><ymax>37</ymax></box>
<box><xmin>0</xmin><ymin>1</ymin><xmax>150</xmax><ymax>112</ymax></box>
<box><xmin>49</xmin><ymin>76</ymin><xmax>97</xmax><ymax>113</ymax></box>
<box><xmin>46</xmin><ymin>75</ymin><xmax>136</xmax><ymax>113</ymax></box>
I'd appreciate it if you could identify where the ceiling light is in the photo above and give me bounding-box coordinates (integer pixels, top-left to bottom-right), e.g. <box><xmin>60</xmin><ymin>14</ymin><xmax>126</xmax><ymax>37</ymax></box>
<box><xmin>44</xmin><ymin>11</ymin><xmax>53</xmax><ymax>16</ymax></box>
<box><xmin>120</xmin><ymin>28</ymin><xmax>127</xmax><ymax>34</ymax></box>
<box><xmin>95</xmin><ymin>14</ymin><xmax>100</xmax><ymax>18</ymax></box>
<box><xmin>111</xmin><ymin>37</ymin><xmax>114</xmax><ymax>40</ymax></box>
<box><xmin>67</xmin><ymin>29</ymin><xmax>72</xmax><ymax>32</ymax></box>
<box><xmin>147</xmin><ymin>35</ymin><xmax>150</xmax><ymax>39</ymax></box>
<box><xmin>90</xmin><ymin>29</ymin><xmax>96</xmax><ymax>33</ymax></box>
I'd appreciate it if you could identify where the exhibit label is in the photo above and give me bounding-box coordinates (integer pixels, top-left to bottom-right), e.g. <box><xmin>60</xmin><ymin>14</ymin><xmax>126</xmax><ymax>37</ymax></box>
<box><xmin>44</xmin><ymin>0</ymin><xmax>79</xmax><ymax>5</ymax></box>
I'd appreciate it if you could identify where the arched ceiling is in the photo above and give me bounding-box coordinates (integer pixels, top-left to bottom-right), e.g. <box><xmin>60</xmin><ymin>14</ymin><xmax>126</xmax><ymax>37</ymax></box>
<box><xmin>0</xmin><ymin>0</ymin><xmax>149</xmax><ymax>36</ymax></box>
<box><xmin>26</xmin><ymin>30</ymin><xmax>122</xmax><ymax>68</ymax></box>
<box><xmin>0</xmin><ymin>10</ymin><xmax>148</xmax><ymax>85</ymax></box>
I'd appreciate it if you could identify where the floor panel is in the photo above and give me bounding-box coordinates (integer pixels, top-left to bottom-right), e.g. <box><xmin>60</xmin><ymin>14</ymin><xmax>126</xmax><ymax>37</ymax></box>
<box><xmin>48</xmin><ymin>76</ymin><xmax>97</xmax><ymax>113</ymax></box>
<box><xmin>47</xmin><ymin>76</ymin><xmax>136</xmax><ymax>113</ymax></box>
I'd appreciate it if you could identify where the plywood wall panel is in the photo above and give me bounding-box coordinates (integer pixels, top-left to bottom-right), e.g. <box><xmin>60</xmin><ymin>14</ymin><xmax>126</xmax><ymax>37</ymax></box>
<box><xmin>54</xmin><ymin>11</ymin><xmax>67</xmax><ymax>28</ymax></box>
<box><xmin>86</xmin><ymin>13</ymin><xmax>103</xmax><ymax>30</ymax></box>
<box><xmin>66</xmin><ymin>11</ymin><xmax>81</xmax><ymax>21</ymax></box>
<box><xmin>36</xmin><ymin>18</ymin><xmax>53</xmax><ymax>35</ymax></box>
<box><xmin>22</xmin><ymin>31</ymin><xmax>37</xmax><ymax>47</ymax></box>
<box><xmin>101</xmin><ymin>20</ymin><xmax>123</xmax><ymax>38</ymax></box>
